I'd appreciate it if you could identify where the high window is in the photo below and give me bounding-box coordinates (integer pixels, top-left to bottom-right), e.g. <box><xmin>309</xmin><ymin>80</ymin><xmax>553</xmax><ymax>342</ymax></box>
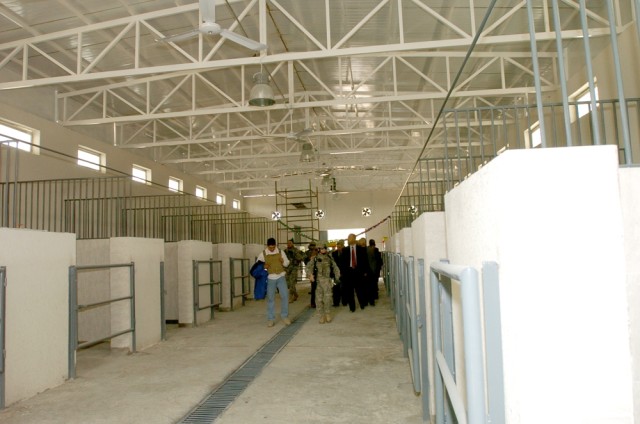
<box><xmin>216</xmin><ymin>193</ymin><xmax>226</xmax><ymax>205</ymax></box>
<box><xmin>0</xmin><ymin>120</ymin><xmax>36</xmax><ymax>152</ymax></box>
<box><xmin>132</xmin><ymin>165</ymin><xmax>151</xmax><ymax>184</ymax></box>
<box><xmin>168</xmin><ymin>177</ymin><xmax>183</xmax><ymax>193</ymax></box>
<box><xmin>195</xmin><ymin>185</ymin><xmax>207</xmax><ymax>199</ymax></box>
<box><xmin>77</xmin><ymin>146</ymin><xmax>105</xmax><ymax>172</ymax></box>
<box><xmin>232</xmin><ymin>199</ymin><xmax>240</xmax><ymax>209</ymax></box>
<box><xmin>572</xmin><ymin>81</ymin><xmax>599</xmax><ymax>121</ymax></box>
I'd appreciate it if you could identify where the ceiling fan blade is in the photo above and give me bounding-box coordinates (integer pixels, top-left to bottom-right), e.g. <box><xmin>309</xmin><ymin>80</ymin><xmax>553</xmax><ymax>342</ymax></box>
<box><xmin>220</xmin><ymin>28</ymin><xmax>267</xmax><ymax>51</ymax></box>
<box><xmin>199</xmin><ymin>0</ymin><xmax>216</xmax><ymax>23</ymax></box>
<box><xmin>157</xmin><ymin>29</ymin><xmax>200</xmax><ymax>43</ymax></box>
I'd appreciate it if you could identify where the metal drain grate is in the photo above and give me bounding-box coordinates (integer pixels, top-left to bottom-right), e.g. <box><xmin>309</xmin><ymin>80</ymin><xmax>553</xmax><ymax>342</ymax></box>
<box><xmin>178</xmin><ymin>308</ymin><xmax>315</xmax><ymax>423</ymax></box>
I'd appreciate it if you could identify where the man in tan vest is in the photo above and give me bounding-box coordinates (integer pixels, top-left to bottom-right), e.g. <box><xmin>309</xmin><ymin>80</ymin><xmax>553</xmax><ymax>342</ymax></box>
<box><xmin>256</xmin><ymin>237</ymin><xmax>291</xmax><ymax>327</ymax></box>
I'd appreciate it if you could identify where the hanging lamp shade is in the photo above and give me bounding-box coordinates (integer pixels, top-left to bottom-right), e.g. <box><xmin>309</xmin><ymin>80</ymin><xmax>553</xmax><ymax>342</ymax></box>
<box><xmin>249</xmin><ymin>72</ymin><xmax>275</xmax><ymax>106</ymax></box>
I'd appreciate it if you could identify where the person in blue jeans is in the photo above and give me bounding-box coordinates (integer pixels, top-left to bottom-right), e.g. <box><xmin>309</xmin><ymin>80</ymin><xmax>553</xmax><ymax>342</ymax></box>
<box><xmin>256</xmin><ymin>237</ymin><xmax>290</xmax><ymax>327</ymax></box>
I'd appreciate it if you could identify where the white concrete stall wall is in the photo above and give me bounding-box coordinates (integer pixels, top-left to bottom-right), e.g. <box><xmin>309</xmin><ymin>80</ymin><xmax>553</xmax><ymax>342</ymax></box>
<box><xmin>163</xmin><ymin>243</ymin><xmax>179</xmax><ymax>321</ymax></box>
<box><xmin>409</xmin><ymin>212</ymin><xmax>446</xmax><ymax>419</ymax></box>
<box><xmin>245</xmin><ymin>244</ymin><xmax>264</xmax><ymax>299</ymax></box>
<box><xmin>444</xmin><ymin>145</ymin><xmax>634</xmax><ymax>423</ymax></box>
<box><xmin>109</xmin><ymin>237</ymin><xmax>164</xmax><ymax>351</ymax></box>
<box><xmin>0</xmin><ymin>229</ymin><xmax>75</xmax><ymax>406</ymax></box>
<box><xmin>398</xmin><ymin>227</ymin><xmax>413</xmax><ymax>258</ymax></box>
<box><xmin>170</xmin><ymin>240</ymin><xmax>214</xmax><ymax>326</ymax></box>
<box><xmin>618</xmin><ymin>167</ymin><xmax>640</xmax><ymax>423</ymax></box>
<box><xmin>218</xmin><ymin>243</ymin><xmax>244</xmax><ymax>310</ymax></box>
<box><xmin>76</xmin><ymin>239</ymin><xmax>111</xmax><ymax>343</ymax></box>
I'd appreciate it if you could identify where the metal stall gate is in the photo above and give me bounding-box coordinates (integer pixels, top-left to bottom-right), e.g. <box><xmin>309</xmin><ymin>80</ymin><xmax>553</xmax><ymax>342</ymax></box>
<box><xmin>430</xmin><ymin>261</ymin><xmax>504</xmax><ymax>424</ymax></box>
<box><xmin>192</xmin><ymin>259</ymin><xmax>222</xmax><ymax>326</ymax></box>
<box><xmin>68</xmin><ymin>262</ymin><xmax>136</xmax><ymax>379</ymax></box>
<box><xmin>229</xmin><ymin>258</ymin><xmax>250</xmax><ymax>311</ymax></box>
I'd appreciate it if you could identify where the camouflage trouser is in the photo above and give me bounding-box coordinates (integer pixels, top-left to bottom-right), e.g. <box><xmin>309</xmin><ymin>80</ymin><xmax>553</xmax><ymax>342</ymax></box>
<box><xmin>286</xmin><ymin>267</ymin><xmax>298</xmax><ymax>298</ymax></box>
<box><xmin>314</xmin><ymin>277</ymin><xmax>333</xmax><ymax>315</ymax></box>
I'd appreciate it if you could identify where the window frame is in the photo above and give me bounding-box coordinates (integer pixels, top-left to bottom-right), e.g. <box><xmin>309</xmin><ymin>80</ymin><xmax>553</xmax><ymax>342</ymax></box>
<box><xmin>216</xmin><ymin>193</ymin><xmax>226</xmax><ymax>205</ymax></box>
<box><xmin>195</xmin><ymin>185</ymin><xmax>207</xmax><ymax>199</ymax></box>
<box><xmin>0</xmin><ymin>119</ymin><xmax>38</xmax><ymax>153</ymax></box>
<box><xmin>132</xmin><ymin>164</ymin><xmax>152</xmax><ymax>185</ymax></box>
<box><xmin>168</xmin><ymin>176</ymin><xmax>183</xmax><ymax>193</ymax></box>
<box><xmin>232</xmin><ymin>199</ymin><xmax>241</xmax><ymax>209</ymax></box>
<box><xmin>570</xmin><ymin>80</ymin><xmax>599</xmax><ymax>123</ymax></box>
<box><xmin>77</xmin><ymin>145</ymin><xmax>105</xmax><ymax>172</ymax></box>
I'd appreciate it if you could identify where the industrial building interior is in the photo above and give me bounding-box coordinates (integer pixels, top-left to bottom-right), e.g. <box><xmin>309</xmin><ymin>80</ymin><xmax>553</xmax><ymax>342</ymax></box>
<box><xmin>1</xmin><ymin>0</ymin><xmax>640</xmax><ymax>423</ymax></box>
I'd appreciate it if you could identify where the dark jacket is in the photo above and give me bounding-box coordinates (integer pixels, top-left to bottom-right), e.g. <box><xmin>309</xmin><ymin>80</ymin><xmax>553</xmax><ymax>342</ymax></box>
<box><xmin>340</xmin><ymin>245</ymin><xmax>371</xmax><ymax>276</ymax></box>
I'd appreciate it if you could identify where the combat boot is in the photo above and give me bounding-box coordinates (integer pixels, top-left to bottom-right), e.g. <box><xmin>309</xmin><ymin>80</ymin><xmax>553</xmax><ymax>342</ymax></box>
<box><xmin>325</xmin><ymin>314</ymin><xmax>332</xmax><ymax>323</ymax></box>
<box><xmin>319</xmin><ymin>314</ymin><xmax>326</xmax><ymax>324</ymax></box>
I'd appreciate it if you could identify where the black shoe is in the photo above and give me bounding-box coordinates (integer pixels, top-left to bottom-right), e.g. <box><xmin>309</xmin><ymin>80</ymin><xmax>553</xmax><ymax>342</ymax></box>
<box><xmin>369</xmin><ymin>302</ymin><xmax>375</xmax><ymax>306</ymax></box>
<box><xmin>350</xmin><ymin>309</ymin><xmax>355</xmax><ymax>312</ymax></box>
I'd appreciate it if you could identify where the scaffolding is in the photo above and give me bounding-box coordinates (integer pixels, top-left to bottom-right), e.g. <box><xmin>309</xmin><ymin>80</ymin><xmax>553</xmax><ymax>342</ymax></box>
<box><xmin>274</xmin><ymin>181</ymin><xmax>319</xmax><ymax>247</ymax></box>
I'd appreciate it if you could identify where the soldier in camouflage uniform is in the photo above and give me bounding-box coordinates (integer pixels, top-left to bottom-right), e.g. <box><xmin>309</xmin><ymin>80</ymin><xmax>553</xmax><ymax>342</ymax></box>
<box><xmin>306</xmin><ymin>244</ymin><xmax>341</xmax><ymax>324</ymax></box>
<box><xmin>284</xmin><ymin>238</ymin><xmax>304</xmax><ymax>302</ymax></box>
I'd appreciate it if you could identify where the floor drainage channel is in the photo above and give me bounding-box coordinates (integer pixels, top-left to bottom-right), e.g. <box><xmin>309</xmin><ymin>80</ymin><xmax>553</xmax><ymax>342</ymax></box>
<box><xmin>178</xmin><ymin>307</ymin><xmax>315</xmax><ymax>424</ymax></box>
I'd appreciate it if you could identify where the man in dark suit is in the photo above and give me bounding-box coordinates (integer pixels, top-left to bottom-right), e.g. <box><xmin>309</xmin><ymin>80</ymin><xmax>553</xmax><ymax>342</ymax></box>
<box><xmin>340</xmin><ymin>233</ymin><xmax>370</xmax><ymax>311</ymax></box>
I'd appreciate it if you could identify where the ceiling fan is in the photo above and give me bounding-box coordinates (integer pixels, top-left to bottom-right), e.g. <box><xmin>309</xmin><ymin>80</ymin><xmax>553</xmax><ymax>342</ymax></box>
<box><xmin>157</xmin><ymin>0</ymin><xmax>267</xmax><ymax>51</ymax></box>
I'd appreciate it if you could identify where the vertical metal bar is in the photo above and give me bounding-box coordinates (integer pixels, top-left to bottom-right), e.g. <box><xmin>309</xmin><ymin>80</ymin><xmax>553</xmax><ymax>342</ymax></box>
<box><xmin>0</xmin><ymin>266</ymin><xmax>6</xmax><ymax>409</ymax></box>
<box><xmin>229</xmin><ymin>258</ymin><xmax>235</xmax><ymax>311</ymax></box>
<box><xmin>1</xmin><ymin>144</ymin><xmax>8</xmax><ymax>226</ymax></box>
<box><xmin>526</xmin><ymin>0</ymin><xmax>548</xmax><ymax>147</ymax></box>
<box><xmin>605</xmin><ymin>0</ymin><xmax>632</xmax><ymax>164</ymax></box>
<box><xmin>407</xmin><ymin>257</ymin><xmax>421</xmax><ymax>393</ymax></box>
<box><xmin>634</xmin><ymin>0</ymin><xmax>640</xmax><ymax>46</ymax></box>
<box><xmin>482</xmin><ymin>262</ymin><xmax>505</xmax><ymax>424</ymax></box>
<box><xmin>578</xmin><ymin>0</ymin><xmax>602</xmax><ymax>145</ymax></box>
<box><xmin>12</xmin><ymin>148</ymin><xmax>18</xmax><ymax>228</ymax></box>
<box><xmin>129</xmin><ymin>262</ymin><xmax>136</xmax><ymax>353</ymax></box>
<box><xmin>209</xmin><ymin>259</ymin><xmax>215</xmax><ymax>319</ymax></box>
<box><xmin>193</xmin><ymin>260</ymin><xmax>199</xmax><ymax>326</ymax></box>
<box><xmin>416</xmin><ymin>259</ymin><xmax>431</xmax><ymax>421</ymax></box>
<box><xmin>160</xmin><ymin>261</ymin><xmax>166</xmax><ymax>341</ymax></box>
<box><xmin>68</xmin><ymin>266</ymin><xmax>78</xmax><ymax>380</ymax></box>
<box><xmin>551</xmin><ymin>0</ymin><xmax>574</xmax><ymax>146</ymax></box>
<box><xmin>430</xmin><ymin>267</ymin><xmax>444</xmax><ymax>424</ymax></box>
<box><xmin>459</xmin><ymin>267</ymin><xmax>486</xmax><ymax>423</ymax></box>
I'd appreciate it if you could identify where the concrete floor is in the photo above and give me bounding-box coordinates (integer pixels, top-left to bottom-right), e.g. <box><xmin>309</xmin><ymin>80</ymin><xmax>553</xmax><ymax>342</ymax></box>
<box><xmin>0</xmin><ymin>281</ymin><xmax>424</xmax><ymax>424</ymax></box>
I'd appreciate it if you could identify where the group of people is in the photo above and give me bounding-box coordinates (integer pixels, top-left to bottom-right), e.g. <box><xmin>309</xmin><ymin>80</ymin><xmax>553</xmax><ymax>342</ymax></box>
<box><xmin>254</xmin><ymin>234</ymin><xmax>383</xmax><ymax>326</ymax></box>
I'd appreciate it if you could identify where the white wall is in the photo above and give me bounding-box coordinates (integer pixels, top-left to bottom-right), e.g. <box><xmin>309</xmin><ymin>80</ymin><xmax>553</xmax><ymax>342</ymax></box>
<box><xmin>445</xmin><ymin>145</ymin><xmax>634</xmax><ymax>423</ymax></box>
<box><xmin>618</xmin><ymin>167</ymin><xmax>640</xmax><ymax>423</ymax></box>
<box><xmin>163</xmin><ymin>243</ymin><xmax>180</xmax><ymax>321</ymax></box>
<box><xmin>0</xmin><ymin>228</ymin><xmax>75</xmax><ymax>406</ymax></box>
<box><xmin>109</xmin><ymin>237</ymin><xmax>164</xmax><ymax>351</ymax></box>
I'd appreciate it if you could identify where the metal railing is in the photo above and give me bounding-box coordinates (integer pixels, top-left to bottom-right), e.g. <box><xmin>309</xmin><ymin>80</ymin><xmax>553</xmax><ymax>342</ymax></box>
<box><xmin>0</xmin><ymin>176</ymin><xmax>130</xmax><ymax>232</ymax></box>
<box><xmin>68</xmin><ymin>262</ymin><xmax>136</xmax><ymax>379</ymax></box>
<box><xmin>192</xmin><ymin>259</ymin><xmax>222</xmax><ymax>326</ymax></box>
<box><xmin>160</xmin><ymin>262</ymin><xmax>166</xmax><ymax>341</ymax></box>
<box><xmin>229</xmin><ymin>258</ymin><xmax>250</xmax><ymax>311</ymax></box>
<box><xmin>430</xmin><ymin>260</ymin><xmax>504</xmax><ymax>424</ymax></box>
<box><xmin>386</xmin><ymin>253</ymin><xmax>505</xmax><ymax>423</ymax></box>
<box><xmin>400</xmin><ymin>256</ymin><xmax>421</xmax><ymax>395</ymax></box>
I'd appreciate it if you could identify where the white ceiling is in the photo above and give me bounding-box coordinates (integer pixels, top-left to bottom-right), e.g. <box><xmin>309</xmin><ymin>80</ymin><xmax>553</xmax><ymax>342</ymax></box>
<box><xmin>0</xmin><ymin>0</ymin><xmax>619</xmax><ymax>197</ymax></box>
